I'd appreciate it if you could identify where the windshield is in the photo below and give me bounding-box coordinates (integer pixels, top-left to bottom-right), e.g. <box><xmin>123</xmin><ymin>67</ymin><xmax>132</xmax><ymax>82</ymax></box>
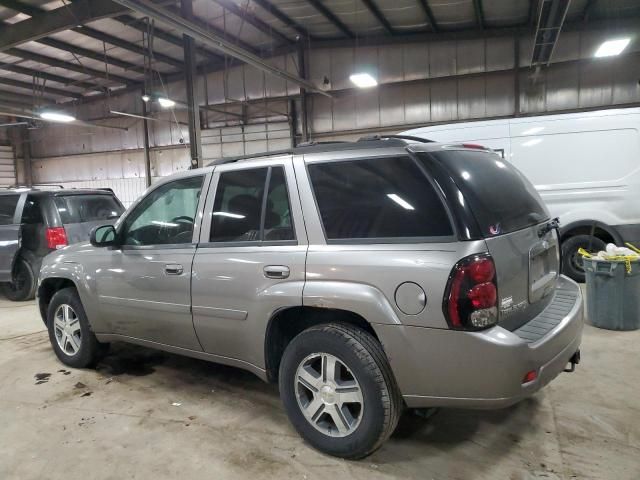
<box><xmin>421</xmin><ymin>150</ymin><xmax>549</xmax><ymax>236</ymax></box>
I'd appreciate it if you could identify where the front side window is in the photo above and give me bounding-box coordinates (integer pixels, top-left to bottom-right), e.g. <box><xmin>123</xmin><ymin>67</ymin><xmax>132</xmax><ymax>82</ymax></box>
<box><xmin>308</xmin><ymin>156</ymin><xmax>453</xmax><ymax>241</ymax></box>
<box><xmin>210</xmin><ymin>166</ymin><xmax>295</xmax><ymax>243</ymax></box>
<box><xmin>0</xmin><ymin>194</ymin><xmax>19</xmax><ymax>225</ymax></box>
<box><xmin>122</xmin><ymin>176</ymin><xmax>203</xmax><ymax>246</ymax></box>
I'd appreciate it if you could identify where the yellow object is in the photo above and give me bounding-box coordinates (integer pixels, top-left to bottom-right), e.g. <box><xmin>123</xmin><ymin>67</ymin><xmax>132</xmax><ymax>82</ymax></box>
<box><xmin>578</xmin><ymin>244</ymin><xmax>639</xmax><ymax>274</ymax></box>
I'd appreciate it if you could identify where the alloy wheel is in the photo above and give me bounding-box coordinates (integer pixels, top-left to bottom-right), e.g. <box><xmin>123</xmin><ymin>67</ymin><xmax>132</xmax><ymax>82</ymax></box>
<box><xmin>294</xmin><ymin>353</ymin><xmax>364</xmax><ymax>437</ymax></box>
<box><xmin>53</xmin><ymin>304</ymin><xmax>82</xmax><ymax>356</ymax></box>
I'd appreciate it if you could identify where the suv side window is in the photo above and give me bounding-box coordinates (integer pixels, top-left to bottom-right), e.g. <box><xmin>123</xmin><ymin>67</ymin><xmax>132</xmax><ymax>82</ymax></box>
<box><xmin>21</xmin><ymin>195</ymin><xmax>44</xmax><ymax>225</ymax></box>
<box><xmin>210</xmin><ymin>166</ymin><xmax>294</xmax><ymax>243</ymax></box>
<box><xmin>0</xmin><ymin>194</ymin><xmax>20</xmax><ymax>225</ymax></box>
<box><xmin>308</xmin><ymin>156</ymin><xmax>453</xmax><ymax>241</ymax></box>
<box><xmin>122</xmin><ymin>176</ymin><xmax>203</xmax><ymax>246</ymax></box>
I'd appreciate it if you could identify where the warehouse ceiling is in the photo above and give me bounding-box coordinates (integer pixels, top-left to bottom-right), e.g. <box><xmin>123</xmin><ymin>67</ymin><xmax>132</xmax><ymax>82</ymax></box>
<box><xmin>0</xmin><ymin>0</ymin><xmax>639</xmax><ymax>123</ymax></box>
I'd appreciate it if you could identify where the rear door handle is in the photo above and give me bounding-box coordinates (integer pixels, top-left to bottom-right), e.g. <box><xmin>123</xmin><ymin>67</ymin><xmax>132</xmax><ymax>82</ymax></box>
<box><xmin>264</xmin><ymin>265</ymin><xmax>290</xmax><ymax>279</ymax></box>
<box><xmin>165</xmin><ymin>264</ymin><xmax>184</xmax><ymax>275</ymax></box>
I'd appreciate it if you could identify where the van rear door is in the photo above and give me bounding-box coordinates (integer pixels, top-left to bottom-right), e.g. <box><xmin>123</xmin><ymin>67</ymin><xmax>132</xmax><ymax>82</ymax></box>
<box><xmin>0</xmin><ymin>194</ymin><xmax>23</xmax><ymax>282</ymax></box>
<box><xmin>418</xmin><ymin>149</ymin><xmax>559</xmax><ymax>331</ymax></box>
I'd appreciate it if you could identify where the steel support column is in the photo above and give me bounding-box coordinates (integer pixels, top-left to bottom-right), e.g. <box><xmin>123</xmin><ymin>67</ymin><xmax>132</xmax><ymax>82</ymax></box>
<box><xmin>141</xmin><ymin>94</ymin><xmax>153</xmax><ymax>187</ymax></box>
<box><xmin>181</xmin><ymin>0</ymin><xmax>202</xmax><ymax>169</ymax></box>
<box><xmin>297</xmin><ymin>44</ymin><xmax>309</xmax><ymax>143</ymax></box>
<box><xmin>20</xmin><ymin>125</ymin><xmax>32</xmax><ymax>187</ymax></box>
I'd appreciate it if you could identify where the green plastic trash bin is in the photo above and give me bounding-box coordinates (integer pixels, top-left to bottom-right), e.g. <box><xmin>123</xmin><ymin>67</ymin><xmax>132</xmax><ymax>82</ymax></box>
<box><xmin>584</xmin><ymin>258</ymin><xmax>640</xmax><ymax>331</ymax></box>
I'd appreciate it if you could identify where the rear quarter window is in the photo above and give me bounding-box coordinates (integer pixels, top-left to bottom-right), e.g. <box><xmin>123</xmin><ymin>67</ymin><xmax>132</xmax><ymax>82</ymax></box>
<box><xmin>0</xmin><ymin>194</ymin><xmax>19</xmax><ymax>225</ymax></box>
<box><xmin>55</xmin><ymin>195</ymin><xmax>123</xmax><ymax>224</ymax></box>
<box><xmin>308</xmin><ymin>156</ymin><xmax>453</xmax><ymax>242</ymax></box>
<box><xmin>424</xmin><ymin>150</ymin><xmax>549</xmax><ymax>236</ymax></box>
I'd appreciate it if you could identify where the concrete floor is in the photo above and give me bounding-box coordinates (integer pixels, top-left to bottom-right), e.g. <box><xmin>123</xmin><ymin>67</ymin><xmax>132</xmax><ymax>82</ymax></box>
<box><xmin>0</xmin><ymin>295</ymin><xmax>638</xmax><ymax>480</ymax></box>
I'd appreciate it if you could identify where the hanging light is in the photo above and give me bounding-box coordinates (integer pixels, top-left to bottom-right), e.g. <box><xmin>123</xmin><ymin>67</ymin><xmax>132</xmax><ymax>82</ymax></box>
<box><xmin>40</xmin><ymin>111</ymin><xmax>76</xmax><ymax>123</ymax></box>
<box><xmin>349</xmin><ymin>73</ymin><xmax>378</xmax><ymax>88</ymax></box>
<box><xmin>157</xmin><ymin>97</ymin><xmax>176</xmax><ymax>108</ymax></box>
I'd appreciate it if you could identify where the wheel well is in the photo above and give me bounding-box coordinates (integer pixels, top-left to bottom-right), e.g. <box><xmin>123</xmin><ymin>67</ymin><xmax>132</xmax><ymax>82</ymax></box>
<box><xmin>264</xmin><ymin>306</ymin><xmax>380</xmax><ymax>383</ymax></box>
<box><xmin>561</xmin><ymin>225</ymin><xmax>616</xmax><ymax>245</ymax></box>
<box><xmin>38</xmin><ymin>278</ymin><xmax>76</xmax><ymax>324</ymax></box>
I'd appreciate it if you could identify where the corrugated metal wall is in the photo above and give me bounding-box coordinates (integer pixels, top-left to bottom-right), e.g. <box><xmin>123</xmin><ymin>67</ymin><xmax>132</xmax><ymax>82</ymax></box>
<box><xmin>0</xmin><ymin>145</ymin><xmax>16</xmax><ymax>187</ymax></box>
<box><xmin>25</xmin><ymin>25</ymin><xmax>640</xmax><ymax>205</ymax></box>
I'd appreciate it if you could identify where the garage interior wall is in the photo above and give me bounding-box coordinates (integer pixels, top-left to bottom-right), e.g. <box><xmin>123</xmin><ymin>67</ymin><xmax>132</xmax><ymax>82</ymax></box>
<box><xmin>25</xmin><ymin>24</ymin><xmax>640</xmax><ymax>203</ymax></box>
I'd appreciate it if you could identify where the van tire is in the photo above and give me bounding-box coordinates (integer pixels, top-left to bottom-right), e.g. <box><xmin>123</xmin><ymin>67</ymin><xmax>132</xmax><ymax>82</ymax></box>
<box><xmin>279</xmin><ymin>323</ymin><xmax>402</xmax><ymax>459</ymax></box>
<box><xmin>1</xmin><ymin>257</ymin><xmax>36</xmax><ymax>301</ymax></box>
<box><xmin>562</xmin><ymin>234</ymin><xmax>607</xmax><ymax>283</ymax></box>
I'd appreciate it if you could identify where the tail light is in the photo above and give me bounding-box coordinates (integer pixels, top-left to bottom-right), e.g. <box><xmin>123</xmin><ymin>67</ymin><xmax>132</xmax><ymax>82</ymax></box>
<box><xmin>443</xmin><ymin>254</ymin><xmax>498</xmax><ymax>330</ymax></box>
<box><xmin>46</xmin><ymin>227</ymin><xmax>68</xmax><ymax>250</ymax></box>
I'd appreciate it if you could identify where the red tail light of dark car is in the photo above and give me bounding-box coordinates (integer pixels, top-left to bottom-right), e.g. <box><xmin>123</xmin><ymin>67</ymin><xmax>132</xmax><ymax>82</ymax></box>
<box><xmin>46</xmin><ymin>227</ymin><xmax>68</xmax><ymax>250</ymax></box>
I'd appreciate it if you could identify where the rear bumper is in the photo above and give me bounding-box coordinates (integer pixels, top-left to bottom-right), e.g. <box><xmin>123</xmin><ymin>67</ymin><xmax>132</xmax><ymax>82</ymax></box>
<box><xmin>375</xmin><ymin>275</ymin><xmax>584</xmax><ymax>409</ymax></box>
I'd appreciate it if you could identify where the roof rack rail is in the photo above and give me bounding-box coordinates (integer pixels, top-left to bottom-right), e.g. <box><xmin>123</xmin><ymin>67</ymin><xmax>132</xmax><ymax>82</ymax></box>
<box><xmin>6</xmin><ymin>183</ymin><xmax>64</xmax><ymax>189</ymax></box>
<box><xmin>358</xmin><ymin>134</ymin><xmax>435</xmax><ymax>143</ymax></box>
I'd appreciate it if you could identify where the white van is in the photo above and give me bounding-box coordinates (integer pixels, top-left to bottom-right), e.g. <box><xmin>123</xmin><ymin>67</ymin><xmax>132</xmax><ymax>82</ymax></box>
<box><xmin>402</xmin><ymin>107</ymin><xmax>640</xmax><ymax>282</ymax></box>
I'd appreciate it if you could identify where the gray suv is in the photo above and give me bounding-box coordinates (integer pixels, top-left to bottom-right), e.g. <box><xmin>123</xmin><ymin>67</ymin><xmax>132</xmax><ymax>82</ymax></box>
<box><xmin>37</xmin><ymin>137</ymin><xmax>583</xmax><ymax>459</ymax></box>
<box><xmin>0</xmin><ymin>187</ymin><xmax>123</xmax><ymax>301</ymax></box>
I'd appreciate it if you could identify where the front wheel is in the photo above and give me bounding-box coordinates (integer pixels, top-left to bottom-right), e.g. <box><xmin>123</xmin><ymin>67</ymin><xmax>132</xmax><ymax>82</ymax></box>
<box><xmin>47</xmin><ymin>287</ymin><xmax>108</xmax><ymax>368</ymax></box>
<box><xmin>279</xmin><ymin>323</ymin><xmax>402</xmax><ymax>459</ymax></box>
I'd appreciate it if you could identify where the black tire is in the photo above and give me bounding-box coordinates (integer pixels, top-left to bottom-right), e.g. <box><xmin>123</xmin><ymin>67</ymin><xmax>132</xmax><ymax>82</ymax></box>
<box><xmin>1</xmin><ymin>257</ymin><xmax>36</xmax><ymax>301</ymax></box>
<box><xmin>279</xmin><ymin>323</ymin><xmax>402</xmax><ymax>459</ymax></box>
<box><xmin>47</xmin><ymin>287</ymin><xmax>107</xmax><ymax>369</ymax></box>
<box><xmin>561</xmin><ymin>234</ymin><xmax>607</xmax><ymax>283</ymax></box>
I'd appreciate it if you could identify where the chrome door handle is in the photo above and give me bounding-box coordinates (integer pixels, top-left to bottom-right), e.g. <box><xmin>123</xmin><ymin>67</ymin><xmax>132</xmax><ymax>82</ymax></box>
<box><xmin>264</xmin><ymin>265</ymin><xmax>290</xmax><ymax>279</ymax></box>
<box><xmin>165</xmin><ymin>264</ymin><xmax>184</xmax><ymax>275</ymax></box>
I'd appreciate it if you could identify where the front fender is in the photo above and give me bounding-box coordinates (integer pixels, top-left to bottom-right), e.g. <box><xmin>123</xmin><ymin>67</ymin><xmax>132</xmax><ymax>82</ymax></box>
<box><xmin>38</xmin><ymin>260</ymin><xmax>104</xmax><ymax>332</ymax></box>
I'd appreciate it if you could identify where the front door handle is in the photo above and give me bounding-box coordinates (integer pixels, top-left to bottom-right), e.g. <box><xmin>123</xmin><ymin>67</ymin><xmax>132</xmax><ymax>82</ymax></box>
<box><xmin>264</xmin><ymin>265</ymin><xmax>290</xmax><ymax>279</ymax></box>
<box><xmin>165</xmin><ymin>264</ymin><xmax>184</xmax><ymax>275</ymax></box>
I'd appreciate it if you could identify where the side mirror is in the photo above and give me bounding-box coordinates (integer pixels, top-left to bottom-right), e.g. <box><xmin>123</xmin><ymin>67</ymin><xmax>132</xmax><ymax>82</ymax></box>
<box><xmin>90</xmin><ymin>225</ymin><xmax>117</xmax><ymax>247</ymax></box>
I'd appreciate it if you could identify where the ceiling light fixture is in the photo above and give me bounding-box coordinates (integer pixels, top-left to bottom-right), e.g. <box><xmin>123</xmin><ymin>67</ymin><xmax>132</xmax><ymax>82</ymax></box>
<box><xmin>594</xmin><ymin>38</ymin><xmax>631</xmax><ymax>57</ymax></box>
<box><xmin>141</xmin><ymin>94</ymin><xmax>150</xmax><ymax>102</ymax></box>
<box><xmin>350</xmin><ymin>73</ymin><xmax>378</xmax><ymax>88</ymax></box>
<box><xmin>157</xmin><ymin>97</ymin><xmax>176</xmax><ymax>108</ymax></box>
<box><xmin>40</xmin><ymin>111</ymin><xmax>76</xmax><ymax>123</ymax></box>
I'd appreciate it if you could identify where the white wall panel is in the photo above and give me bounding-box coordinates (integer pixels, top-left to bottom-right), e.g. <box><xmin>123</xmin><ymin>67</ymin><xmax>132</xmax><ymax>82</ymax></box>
<box><xmin>0</xmin><ymin>146</ymin><xmax>16</xmax><ymax>188</ymax></box>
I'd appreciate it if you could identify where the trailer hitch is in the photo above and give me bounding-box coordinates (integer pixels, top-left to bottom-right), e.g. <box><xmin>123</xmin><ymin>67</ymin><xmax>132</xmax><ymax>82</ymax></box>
<box><xmin>564</xmin><ymin>350</ymin><xmax>581</xmax><ymax>373</ymax></box>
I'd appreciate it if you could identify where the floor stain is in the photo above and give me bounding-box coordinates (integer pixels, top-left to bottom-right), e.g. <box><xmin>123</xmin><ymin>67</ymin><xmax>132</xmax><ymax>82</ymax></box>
<box><xmin>96</xmin><ymin>346</ymin><xmax>166</xmax><ymax>377</ymax></box>
<box><xmin>34</xmin><ymin>372</ymin><xmax>51</xmax><ymax>384</ymax></box>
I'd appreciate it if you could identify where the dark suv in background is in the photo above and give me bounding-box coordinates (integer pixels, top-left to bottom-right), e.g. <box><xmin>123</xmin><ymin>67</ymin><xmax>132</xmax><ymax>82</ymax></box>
<box><xmin>0</xmin><ymin>187</ymin><xmax>124</xmax><ymax>301</ymax></box>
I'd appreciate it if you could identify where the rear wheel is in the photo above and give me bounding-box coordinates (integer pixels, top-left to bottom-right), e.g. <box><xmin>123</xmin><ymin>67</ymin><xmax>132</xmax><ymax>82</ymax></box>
<box><xmin>561</xmin><ymin>234</ymin><xmax>607</xmax><ymax>283</ymax></box>
<box><xmin>1</xmin><ymin>257</ymin><xmax>36</xmax><ymax>301</ymax></box>
<box><xmin>47</xmin><ymin>287</ymin><xmax>107</xmax><ymax>368</ymax></box>
<box><xmin>279</xmin><ymin>323</ymin><xmax>402</xmax><ymax>459</ymax></box>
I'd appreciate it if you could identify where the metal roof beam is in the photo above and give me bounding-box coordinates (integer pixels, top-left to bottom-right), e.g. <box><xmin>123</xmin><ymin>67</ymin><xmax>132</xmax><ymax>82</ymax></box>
<box><xmin>7</xmin><ymin>48</ymin><xmax>136</xmax><ymax>86</ymax></box>
<box><xmin>417</xmin><ymin>0</ymin><xmax>439</xmax><ymax>32</ymax></box>
<box><xmin>0</xmin><ymin>90</ymin><xmax>57</xmax><ymax>106</ymax></box>
<box><xmin>361</xmin><ymin>0</ymin><xmax>396</xmax><ymax>35</ymax></box>
<box><xmin>306</xmin><ymin>0</ymin><xmax>355</xmax><ymax>38</ymax></box>
<box><xmin>473</xmin><ymin>0</ymin><xmax>485</xmax><ymax>29</ymax></box>
<box><xmin>111</xmin><ymin>0</ymin><xmax>331</xmax><ymax>96</ymax></box>
<box><xmin>0</xmin><ymin>77</ymin><xmax>83</xmax><ymax>99</ymax></box>
<box><xmin>114</xmin><ymin>14</ymin><xmax>225</xmax><ymax>63</ymax></box>
<box><xmin>248</xmin><ymin>0</ymin><xmax>311</xmax><ymax>41</ymax></box>
<box><xmin>0</xmin><ymin>62</ymin><xmax>102</xmax><ymax>91</ymax></box>
<box><xmin>0</xmin><ymin>0</ymin><xmax>127</xmax><ymax>52</ymax></box>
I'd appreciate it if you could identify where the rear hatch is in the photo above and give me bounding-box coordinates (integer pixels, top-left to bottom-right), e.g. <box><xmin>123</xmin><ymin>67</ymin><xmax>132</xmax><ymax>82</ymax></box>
<box><xmin>418</xmin><ymin>148</ymin><xmax>560</xmax><ymax>331</ymax></box>
<box><xmin>54</xmin><ymin>193</ymin><xmax>124</xmax><ymax>244</ymax></box>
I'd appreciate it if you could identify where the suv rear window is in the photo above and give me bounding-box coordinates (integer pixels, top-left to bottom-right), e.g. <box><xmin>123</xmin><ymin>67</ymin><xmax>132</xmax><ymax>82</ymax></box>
<box><xmin>55</xmin><ymin>195</ymin><xmax>123</xmax><ymax>224</ymax></box>
<box><xmin>308</xmin><ymin>156</ymin><xmax>453</xmax><ymax>241</ymax></box>
<box><xmin>424</xmin><ymin>150</ymin><xmax>549</xmax><ymax>236</ymax></box>
<box><xmin>0</xmin><ymin>194</ymin><xmax>19</xmax><ymax>225</ymax></box>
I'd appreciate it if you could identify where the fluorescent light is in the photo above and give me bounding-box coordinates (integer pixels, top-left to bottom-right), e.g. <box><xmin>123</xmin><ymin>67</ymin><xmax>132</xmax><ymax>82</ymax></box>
<box><xmin>522</xmin><ymin>138</ymin><xmax>542</xmax><ymax>147</ymax></box>
<box><xmin>350</xmin><ymin>73</ymin><xmax>378</xmax><ymax>88</ymax></box>
<box><xmin>141</xmin><ymin>94</ymin><xmax>150</xmax><ymax>102</ymax></box>
<box><xmin>213</xmin><ymin>211</ymin><xmax>245</xmax><ymax>219</ymax></box>
<box><xmin>594</xmin><ymin>38</ymin><xmax>630</xmax><ymax>57</ymax></box>
<box><xmin>157</xmin><ymin>97</ymin><xmax>175</xmax><ymax>108</ymax></box>
<box><xmin>387</xmin><ymin>194</ymin><xmax>414</xmax><ymax>210</ymax></box>
<box><xmin>40</xmin><ymin>111</ymin><xmax>75</xmax><ymax>123</ymax></box>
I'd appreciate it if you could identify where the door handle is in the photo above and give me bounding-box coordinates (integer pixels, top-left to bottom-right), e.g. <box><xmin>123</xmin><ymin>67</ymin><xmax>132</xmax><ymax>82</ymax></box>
<box><xmin>164</xmin><ymin>264</ymin><xmax>184</xmax><ymax>275</ymax></box>
<box><xmin>264</xmin><ymin>265</ymin><xmax>290</xmax><ymax>279</ymax></box>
